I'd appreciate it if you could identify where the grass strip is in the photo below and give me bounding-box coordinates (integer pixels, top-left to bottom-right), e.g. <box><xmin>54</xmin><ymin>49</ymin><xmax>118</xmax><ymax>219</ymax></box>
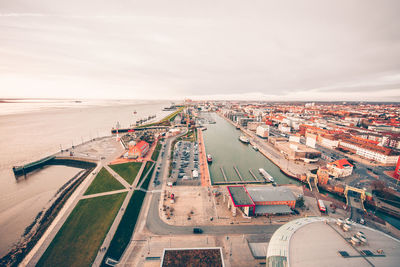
<box><xmin>151</xmin><ymin>141</ymin><xmax>162</xmax><ymax>162</ymax></box>
<box><xmin>101</xmin><ymin>161</ymin><xmax>156</xmax><ymax>265</ymax></box>
<box><xmin>109</xmin><ymin>162</ymin><xmax>142</xmax><ymax>185</ymax></box>
<box><xmin>84</xmin><ymin>167</ymin><xmax>124</xmax><ymax>195</ymax></box>
<box><xmin>37</xmin><ymin>193</ymin><xmax>127</xmax><ymax>267</ymax></box>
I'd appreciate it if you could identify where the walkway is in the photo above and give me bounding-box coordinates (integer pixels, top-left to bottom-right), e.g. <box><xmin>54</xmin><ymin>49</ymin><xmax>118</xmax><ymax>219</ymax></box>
<box><xmin>81</xmin><ymin>189</ymin><xmax>129</xmax><ymax>199</ymax></box>
<box><xmin>92</xmin><ymin>161</ymin><xmax>147</xmax><ymax>267</ymax></box>
<box><xmin>104</xmin><ymin>165</ymin><xmax>132</xmax><ymax>188</ymax></box>
<box><xmin>197</xmin><ymin>129</ymin><xmax>211</xmax><ymax>187</ymax></box>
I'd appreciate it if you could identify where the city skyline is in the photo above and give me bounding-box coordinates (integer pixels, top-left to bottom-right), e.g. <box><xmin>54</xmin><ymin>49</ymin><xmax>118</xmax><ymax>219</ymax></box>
<box><xmin>1</xmin><ymin>0</ymin><xmax>400</xmax><ymax>101</ymax></box>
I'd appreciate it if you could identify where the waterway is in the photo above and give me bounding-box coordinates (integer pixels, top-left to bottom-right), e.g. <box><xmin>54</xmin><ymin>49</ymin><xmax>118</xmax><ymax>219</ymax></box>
<box><xmin>202</xmin><ymin>113</ymin><xmax>301</xmax><ymax>185</ymax></box>
<box><xmin>0</xmin><ymin>99</ymin><xmax>169</xmax><ymax>257</ymax></box>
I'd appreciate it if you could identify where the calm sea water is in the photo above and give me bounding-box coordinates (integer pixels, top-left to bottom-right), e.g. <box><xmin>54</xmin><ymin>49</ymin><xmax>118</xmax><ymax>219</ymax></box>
<box><xmin>0</xmin><ymin>99</ymin><xmax>170</xmax><ymax>256</ymax></box>
<box><xmin>203</xmin><ymin>113</ymin><xmax>301</xmax><ymax>185</ymax></box>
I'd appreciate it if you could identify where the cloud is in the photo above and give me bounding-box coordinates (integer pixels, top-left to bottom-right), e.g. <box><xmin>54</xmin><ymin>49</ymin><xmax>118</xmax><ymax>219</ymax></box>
<box><xmin>0</xmin><ymin>0</ymin><xmax>400</xmax><ymax>101</ymax></box>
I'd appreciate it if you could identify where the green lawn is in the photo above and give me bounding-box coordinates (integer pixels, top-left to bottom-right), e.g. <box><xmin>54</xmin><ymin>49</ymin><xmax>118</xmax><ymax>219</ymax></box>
<box><xmin>101</xmin><ymin>160</ymin><xmax>155</xmax><ymax>265</ymax></box>
<box><xmin>37</xmin><ymin>193</ymin><xmax>127</xmax><ymax>267</ymax></box>
<box><xmin>109</xmin><ymin>162</ymin><xmax>142</xmax><ymax>185</ymax></box>
<box><xmin>151</xmin><ymin>142</ymin><xmax>162</xmax><ymax>161</ymax></box>
<box><xmin>84</xmin><ymin>167</ymin><xmax>124</xmax><ymax>195</ymax></box>
<box><xmin>100</xmin><ymin>190</ymin><xmax>145</xmax><ymax>265</ymax></box>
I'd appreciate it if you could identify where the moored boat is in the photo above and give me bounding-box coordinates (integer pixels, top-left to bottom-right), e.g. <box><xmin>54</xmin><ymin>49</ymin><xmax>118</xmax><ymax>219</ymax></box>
<box><xmin>239</xmin><ymin>135</ymin><xmax>249</xmax><ymax>144</ymax></box>
<box><xmin>252</xmin><ymin>145</ymin><xmax>258</xmax><ymax>151</ymax></box>
<box><xmin>207</xmin><ymin>154</ymin><xmax>213</xmax><ymax>163</ymax></box>
<box><xmin>258</xmin><ymin>168</ymin><xmax>274</xmax><ymax>182</ymax></box>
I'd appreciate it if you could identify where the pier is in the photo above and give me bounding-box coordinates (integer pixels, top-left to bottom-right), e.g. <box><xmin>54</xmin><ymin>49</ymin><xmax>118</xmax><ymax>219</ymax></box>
<box><xmin>248</xmin><ymin>169</ymin><xmax>260</xmax><ymax>182</ymax></box>
<box><xmin>12</xmin><ymin>156</ymin><xmax>97</xmax><ymax>178</ymax></box>
<box><xmin>233</xmin><ymin>165</ymin><xmax>244</xmax><ymax>181</ymax></box>
<box><xmin>220</xmin><ymin>167</ymin><xmax>228</xmax><ymax>182</ymax></box>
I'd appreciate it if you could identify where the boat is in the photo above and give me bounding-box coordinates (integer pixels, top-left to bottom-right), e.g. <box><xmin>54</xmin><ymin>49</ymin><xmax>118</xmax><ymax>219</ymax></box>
<box><xmin>236</xmin><ymin>124</ymin><xmax>240</xmax><ymax>129</ymax></box>
<box><xmin>258</xmin><ymin>168</ymin><xmax>274</xmax><ymax>182</ymax></box>
<box><xmin>202</xmin><ymin>127</ymin><xmax>207</xmax><ymax>131</ymax></box>
<box><xmin>207</xmin><ymin>154</ymin><xmax>213</xmax><ymax>163</ymax></box>
<box><xmin>133</xmin><ymin>110</ymin><xmax>137</xmax><ymax>114</ymax></box>
<box><xmin>252</xmin><ymin>145</ymin><xmax>258</xmax><ymax>151</ymax></box>
<box><xmin>239</xmin><ymin>135</ymin><xmax>249</xmax><ymax>144</ymax></box>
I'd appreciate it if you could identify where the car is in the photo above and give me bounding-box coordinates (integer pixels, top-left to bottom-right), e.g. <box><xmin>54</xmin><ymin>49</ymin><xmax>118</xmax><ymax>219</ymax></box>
<box><xmin>193</xmin><ymin>228</ymin><xmax>203</xmax><ymax>234</ymax></box>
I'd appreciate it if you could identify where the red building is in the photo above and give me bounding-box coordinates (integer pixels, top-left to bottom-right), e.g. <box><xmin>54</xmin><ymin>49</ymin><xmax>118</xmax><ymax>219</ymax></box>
<box><xmin>394</xmin><ymin>157</ymin><xmax>400</xmax><ymax>180</ymax></box>
<box><xmin>128</xmin><ymin>140</ymin><xmax>150</xmax><ymax>159</ymax></box>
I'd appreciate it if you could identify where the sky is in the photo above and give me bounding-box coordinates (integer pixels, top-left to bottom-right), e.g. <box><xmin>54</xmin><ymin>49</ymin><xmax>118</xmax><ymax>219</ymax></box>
<box><xmin>0</xmin><ymin>0</ymin><xmax>400</xmax><ymax>101</ymax></box>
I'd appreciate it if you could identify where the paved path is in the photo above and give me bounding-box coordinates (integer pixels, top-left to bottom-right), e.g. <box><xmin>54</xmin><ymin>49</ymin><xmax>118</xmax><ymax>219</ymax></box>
<box><xmin>92</xmin><ymin>160</ymin><xmax>147</xmax><ymax>267</ymax></box>
<box><xmin>81</xmin><ymin>189</ymin><xmax>129</xmax><ymax>199</ymax></box>
<box><xmin>23</xmin><ymin>164</ymin><xmax>103</xmax><ymax>267</ymax></box>
<box><xmin>104</xmin><ymin>165</ymin><xmax>131</xmax><ymax>188</ymax></box>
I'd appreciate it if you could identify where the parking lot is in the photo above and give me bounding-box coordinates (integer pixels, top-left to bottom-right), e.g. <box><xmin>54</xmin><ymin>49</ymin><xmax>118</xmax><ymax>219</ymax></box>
<box><xmin>171</xmin><ymin>141</ymin><xmax>200</xmax><ymax>185</ymax></box>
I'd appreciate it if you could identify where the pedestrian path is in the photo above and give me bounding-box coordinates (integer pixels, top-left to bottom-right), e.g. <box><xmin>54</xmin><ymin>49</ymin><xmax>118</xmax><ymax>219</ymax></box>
<box><xmin>104</xmin><ymin>165</ymin><xmax>132</xmax><ymax>188</ymax></box>
<box><xmin>92</xmin><ymin>161</ymin><xmax>147</xmax><ymax>267</ymax></box>
<box><xmin>81</xmin><ymin>189</ymin><xmax>129</xmax><ymax>199</ymax></box>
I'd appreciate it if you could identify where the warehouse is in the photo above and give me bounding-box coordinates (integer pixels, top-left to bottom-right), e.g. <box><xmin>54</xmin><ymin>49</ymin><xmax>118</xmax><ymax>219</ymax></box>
<box><xmin>226</xmin><ymin>185</ymin><xmax>296</xmax><ymax>216</ymax></box>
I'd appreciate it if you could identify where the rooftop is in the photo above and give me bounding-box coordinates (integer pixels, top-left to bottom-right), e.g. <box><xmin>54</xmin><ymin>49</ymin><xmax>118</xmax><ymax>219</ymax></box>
<box><xmin>227</xmin><ymin>186</ymin><xmax>254</xmax><ymax>206</ymax></box>
<box><xmin>161</xmin><ymin>248</ymin><xmax>224</xmax><ymax>267</ymax></box>
<box><xmin>246</xmin><ymin>186</ymin><xmax>296</xmax><ymax>203</ymax></box>
<box><xmin>267</xmin><ymin>217</ymin><xmax>400</xmax><ymax>267</ymax></box>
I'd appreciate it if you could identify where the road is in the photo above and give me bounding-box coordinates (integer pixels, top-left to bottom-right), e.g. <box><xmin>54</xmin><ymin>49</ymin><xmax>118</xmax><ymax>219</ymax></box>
<box><xmin>144</xmin><ymin>128</ymin><xmax>281</xmax><ymax>236</ymax></box>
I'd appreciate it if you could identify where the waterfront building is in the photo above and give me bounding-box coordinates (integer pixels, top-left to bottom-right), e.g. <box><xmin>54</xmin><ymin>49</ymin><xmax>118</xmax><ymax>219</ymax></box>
<box><xmin>256</xmin><ymin>125</ymin><xmax>270</xmax><ymax>138</ymax></box>
<box><xmin>128</xmin><ymin>140</ymin><xmax>149</xmax><ymax>159</ymax></box>
<box><xmin>275</xmin><ymin>141</ymin><xmax>321</xmax><ymax>162</ymax></box>
<box><xmin>226</xmin><ymin>186</ymin><xmax>296</xmax><ymax>217</ymax></box>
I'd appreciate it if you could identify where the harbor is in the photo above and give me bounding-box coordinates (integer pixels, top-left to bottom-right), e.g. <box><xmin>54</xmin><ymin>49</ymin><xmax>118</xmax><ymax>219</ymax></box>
<box><xmin>202</xmin><ymin>113</ymin><xmax>301</xmax><ymax>186</ymax></box>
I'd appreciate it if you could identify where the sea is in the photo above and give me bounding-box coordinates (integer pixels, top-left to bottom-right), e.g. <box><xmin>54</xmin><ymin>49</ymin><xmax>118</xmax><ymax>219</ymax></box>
<box><xmin>0</xmin><ymin>99</ymin><xmax>170</xmax><ymax>257</ymax></box>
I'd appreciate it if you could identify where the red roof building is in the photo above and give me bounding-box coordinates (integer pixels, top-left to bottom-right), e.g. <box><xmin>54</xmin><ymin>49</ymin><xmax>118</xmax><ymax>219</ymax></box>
<box><xmin>327</xmin><ymin>159</ymin><xmax>354</xmax><ymax>178</ymax></box>
<box><xmin>128</xmin><ymin>140</ymin><xmax>149</xmax><ymax>159</ymax></box>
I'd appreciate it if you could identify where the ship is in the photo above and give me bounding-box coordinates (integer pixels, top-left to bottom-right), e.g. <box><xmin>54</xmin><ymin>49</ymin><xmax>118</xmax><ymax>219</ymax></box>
<box><xmin>252</xmin><ymin>145</ymin><xmax>258</xmax><ymax>151</ymax></box>
<box><xmin>259</xmin><ymin>168</ymin><xmax>274</xmax><ymax>182</ymax></box>
<box><xmin>239</xmin><ymin>135</ymin><xmax>249</xmax><ymax>144</ymax></box>
<box><xmin>207</xmin><ymin>154</ymin><xmax>213</xmax><ymax>163</ymax></box>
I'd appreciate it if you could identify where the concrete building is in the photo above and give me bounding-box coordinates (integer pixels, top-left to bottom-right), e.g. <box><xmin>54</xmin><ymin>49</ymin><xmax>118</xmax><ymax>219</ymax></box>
<box><xmin>275</xmin><ymin>141</ymin><xmax>321</xmax><ymax>162</ymax></box>
<box><xmin>248</xmin><ymin>121</ymin><xmax>263</xmax><ymax>131</ymax></box>
<box><xmin>339</xmin><ymin>138</ymin><xmax>399</xmax><ymax>164</ymax></box>
<box><xmin>327</xmin><ymin>159</ymin><xmax>354</xmax><ymax>178</ymax></box>
<box><xmin>320</xmin><ymin>134</ymin><xmax>340</xmax><ymax>149</ymax></box>
<box><xmin>256</xmin><ymin>125</ymin><xmax>270</xmax><ymax>138</ymax></box>
<box><xmin>226</xmin><ymin>186</ymin><xmax>296</xmax><ymax>217</ymax></box>
<box><xmin>267</xmin><ymin>217</ymin><xmax>400</xmax><ymax>267</ymax></box>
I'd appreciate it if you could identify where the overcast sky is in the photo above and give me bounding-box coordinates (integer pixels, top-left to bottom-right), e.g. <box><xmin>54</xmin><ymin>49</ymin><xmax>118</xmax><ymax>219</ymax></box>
<box><xmin>0</xmin><ymin>0</ymin><xmax>399</xmax><ymax>101</ymax></box>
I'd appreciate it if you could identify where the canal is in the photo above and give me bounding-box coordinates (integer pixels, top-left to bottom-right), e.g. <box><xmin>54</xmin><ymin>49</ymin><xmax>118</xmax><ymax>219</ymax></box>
<box><xmin>202</xmin><ymin>113</ymin><xmax>301</xmax><ymax>185</ymax></box>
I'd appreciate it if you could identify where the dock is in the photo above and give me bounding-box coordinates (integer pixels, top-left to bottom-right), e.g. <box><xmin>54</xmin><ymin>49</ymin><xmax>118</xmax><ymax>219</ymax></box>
<box><xmin>220</xmin><ymin>166</ymin><xmax>228</xmax><ymax>182</ymax></box>
<box><xmin>249</xmin><ymin>169</ymin><xmax>260</xmax><ymax>182</ymax></box>
<box><xmin>12</xmin><ymin>156</ymin><xmax>97</xmax><ymax>178</ymax></box>
<box><xmin>233</xmin><ymin>165</ymin><xmax>244</xmax><ymax>181</ymax></box>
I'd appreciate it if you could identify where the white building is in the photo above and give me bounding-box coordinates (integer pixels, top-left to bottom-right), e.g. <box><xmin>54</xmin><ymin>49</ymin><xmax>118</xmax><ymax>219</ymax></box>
<box><xmin>256</xmin><ymin>125</ymin><xmax>270</xmax><ymax>138</ymax></box>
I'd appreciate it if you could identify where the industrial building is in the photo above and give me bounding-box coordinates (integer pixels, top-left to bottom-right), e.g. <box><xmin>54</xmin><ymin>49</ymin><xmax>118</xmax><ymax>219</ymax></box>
<box><xmin>226</xmin><ymin>186</ymin><xmax>296</xmax><ymax>217</ymax></box>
